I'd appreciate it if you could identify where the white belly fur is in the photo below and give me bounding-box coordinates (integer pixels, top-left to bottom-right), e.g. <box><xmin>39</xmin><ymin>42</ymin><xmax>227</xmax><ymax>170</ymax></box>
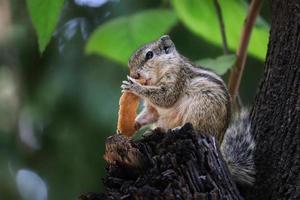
<box><xmin>149</xmin><ymin>95</ymin><xmax>192</xmax><ymax>131</ymax></box>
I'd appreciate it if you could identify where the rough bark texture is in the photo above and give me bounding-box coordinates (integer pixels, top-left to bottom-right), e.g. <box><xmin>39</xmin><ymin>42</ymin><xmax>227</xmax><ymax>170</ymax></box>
<box><xmin>79</xmin><ymin>124</ymin><xmax>243</xmax><ymax>200</ymax></box>
<box><xmin>250</xmin><ymin>0</ymin><xmax>300</xmax><ymax>199</ymax></box>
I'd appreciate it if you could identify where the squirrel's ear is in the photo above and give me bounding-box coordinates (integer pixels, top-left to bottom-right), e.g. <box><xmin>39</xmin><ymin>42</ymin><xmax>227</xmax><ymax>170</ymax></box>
<box><xmin>160</xmin><ymin>35</ymin><xmax>171</xmax><ymax>41</ymax></box>
<box><xmin>159</xmin><ymin>35</ymin><xmax>174</xmax><ymax>53</ymax></box>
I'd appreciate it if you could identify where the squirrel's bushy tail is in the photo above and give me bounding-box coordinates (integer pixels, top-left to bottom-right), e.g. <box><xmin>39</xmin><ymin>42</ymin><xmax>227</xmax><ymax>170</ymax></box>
<box><xmin>221</xmin><ymin>110</ymin><xmax>255</xmax><ymax>186</ymax></box>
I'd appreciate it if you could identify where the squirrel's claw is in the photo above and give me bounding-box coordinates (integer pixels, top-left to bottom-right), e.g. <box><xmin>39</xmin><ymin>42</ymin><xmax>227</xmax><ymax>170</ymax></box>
<box><xmin>121</xmin><ymin>81</ymin><xmax>130</xmax><ymax>90</ymax></box>
<box><xmin>121</xmin><ymin>80</ymin><xmax>137</xmax><ymax>93</ymax></box>
<box><xmin>122</xmin><ymin>80</ymin><xmax>130</xmax><ymax>85</ymax></box>
<box><xmin>127</xmin><ymin>75</ymin><xmax>139</xmax><ymax>85</ymax></box>
<box><xmin>121</xmin><ymin>77</ymin><xmax>142</xmax><ymax>95</ymax></box>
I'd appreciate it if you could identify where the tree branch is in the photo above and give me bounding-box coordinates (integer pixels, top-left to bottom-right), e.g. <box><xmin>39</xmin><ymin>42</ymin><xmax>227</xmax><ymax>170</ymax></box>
<box><xmin>213</xmin><ymin>0</ymin><xmax>229</xmax><ymax>55</ymax></box>
<box><xmin>213</xmin><ymin>0</ymin><xmax>244</xmax><ymax>110</ymax></box>
<box><xmin>227</xmin><ymin>0</ymin><xmax>263</xmax><ymax>105</ymax></box>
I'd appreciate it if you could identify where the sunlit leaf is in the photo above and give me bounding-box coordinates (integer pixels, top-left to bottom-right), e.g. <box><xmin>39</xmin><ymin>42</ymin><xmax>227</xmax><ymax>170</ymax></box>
<box><xmin>172</xmin><ymin>0</ymin><xmax>269</xmax><ymax>60</ymax></box>
<box><xmin>86</xmin><ymin>9</ymin><xmax>178</xmax><ymax>65</ymax></box>
<box><xmin>196</xmin><ymin>54</ymin><xmax>236</xmax><ymax>75</ymax></box>
<box><xmin>26</xmin><ymin>0</ymin><xmax>65</xmax><ymax>53</ymax></box>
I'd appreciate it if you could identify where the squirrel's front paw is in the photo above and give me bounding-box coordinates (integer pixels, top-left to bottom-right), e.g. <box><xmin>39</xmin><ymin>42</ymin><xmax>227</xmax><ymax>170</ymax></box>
<box><xmin>121</xmin><ymin>76</ymin><xmax>142</xmax><ymax>94</ymax></box>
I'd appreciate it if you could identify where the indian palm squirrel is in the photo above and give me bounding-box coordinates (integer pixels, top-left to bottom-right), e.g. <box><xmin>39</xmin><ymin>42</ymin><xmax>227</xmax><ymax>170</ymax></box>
<box><xmin>121</xmin><ymin>35</ymin><xmax>255</xmax><ymax>186</ymax></box>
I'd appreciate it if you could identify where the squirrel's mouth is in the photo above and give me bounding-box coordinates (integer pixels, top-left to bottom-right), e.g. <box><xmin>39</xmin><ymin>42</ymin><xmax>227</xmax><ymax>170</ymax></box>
<box><xmin>129</xmin><ymin>72</ymin><xmax>152</xmax><ymax>85</ymax></box>
<box><xmin>145</xmin><ymin>78</ymin><xmax>152</xmax><ymax>85</ymax></box>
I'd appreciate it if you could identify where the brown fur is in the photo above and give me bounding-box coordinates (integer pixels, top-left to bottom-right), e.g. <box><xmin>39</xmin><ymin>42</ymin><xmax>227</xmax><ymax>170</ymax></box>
<box><xmin>122</xmin><ymin>36</ymin><xmax>255</xmax><ymax>186</ymax></box>
<box><xmin>122</xmin><ymin>35</ymin><xmax>231</xmax><ymax>142</ymax></box>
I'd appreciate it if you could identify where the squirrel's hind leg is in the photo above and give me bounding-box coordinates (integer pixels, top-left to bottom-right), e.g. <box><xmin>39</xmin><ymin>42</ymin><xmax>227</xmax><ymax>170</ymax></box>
<box><xmin>135</xmin><ymin>102</ymin><xmax>159</xmax><ymax>130</ymax></box>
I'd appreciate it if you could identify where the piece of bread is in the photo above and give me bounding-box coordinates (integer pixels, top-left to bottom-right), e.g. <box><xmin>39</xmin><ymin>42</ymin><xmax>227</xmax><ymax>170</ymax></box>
<box><xmin>117</xmin><ymin>79</ymin><xmax>145</xmax><ymax>137</ymax></box>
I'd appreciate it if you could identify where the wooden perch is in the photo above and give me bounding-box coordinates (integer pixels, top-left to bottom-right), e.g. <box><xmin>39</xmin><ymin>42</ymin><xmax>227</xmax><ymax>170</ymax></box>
<box><xmin>79</xmin><ymin>124</ymin><xmax>242</xmax><ymax>200</ymax></box>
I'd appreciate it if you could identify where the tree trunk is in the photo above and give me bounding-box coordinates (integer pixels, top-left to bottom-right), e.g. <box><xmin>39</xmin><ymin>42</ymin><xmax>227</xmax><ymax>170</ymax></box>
<box><xmin>250</xmin><ymin>0</ymin><xmax>300</xmax><ymax>199</ymax></box>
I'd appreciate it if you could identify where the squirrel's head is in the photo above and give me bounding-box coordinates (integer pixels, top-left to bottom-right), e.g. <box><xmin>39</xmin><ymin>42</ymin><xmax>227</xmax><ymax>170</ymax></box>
<box><xmin>128</xmin><ymin>35</ymin><xmax>180</xmax><ymax>85</ymax></box>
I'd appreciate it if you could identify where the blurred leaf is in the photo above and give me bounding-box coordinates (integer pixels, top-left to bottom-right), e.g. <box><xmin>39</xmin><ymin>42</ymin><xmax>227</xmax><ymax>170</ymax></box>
<box><xmin>171</xmin><ymin>0</ymin><xmax>269</xmax><ymax>60</ymax></box>
<box><xmin>26</xmin><ymin>0</ymin><xmax>64</xmax><ymax>53</ymax></box>
<box><xmin>196</xmin><ymin>54</ymin><xmax>236</xmax><ymax>75</ymax></box>
<box><xmin>86</xmin><ymin>9</ymin><xmax>177</xmax><ymax>65</ymax></box>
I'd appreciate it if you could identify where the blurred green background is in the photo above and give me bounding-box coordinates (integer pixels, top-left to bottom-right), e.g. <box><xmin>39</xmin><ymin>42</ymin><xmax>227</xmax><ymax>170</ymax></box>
<box><xmin>0</xmin><ymin>0</ymin><xmax>270</xmax><ymax>199</ymax></box>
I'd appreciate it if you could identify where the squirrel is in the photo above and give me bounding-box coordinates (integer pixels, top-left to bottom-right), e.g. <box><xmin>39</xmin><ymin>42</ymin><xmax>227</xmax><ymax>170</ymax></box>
<box><xmin>121</xmin><ymin>35</ymin><xmax>255</xmax><ymax>186</ymax></box>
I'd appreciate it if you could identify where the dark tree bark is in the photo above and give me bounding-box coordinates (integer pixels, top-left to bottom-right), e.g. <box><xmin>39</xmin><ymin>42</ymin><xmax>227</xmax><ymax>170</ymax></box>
<box><xmin>79</xmin><ymin>124</ymin><xmax>243</xmax><ymax>200</ymax></box>
<box><xmin>250</xmin><ymin>0</ymin><xmax>300</xmax><ymax>199</ymax></box>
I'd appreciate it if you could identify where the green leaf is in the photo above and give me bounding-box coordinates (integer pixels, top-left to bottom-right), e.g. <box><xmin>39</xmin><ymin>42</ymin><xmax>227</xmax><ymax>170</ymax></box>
<box><xmin>26</xmin><ymin>0</ymin><xmax>65</xmax><ymax>53</ymax></box>
<box><xmin>171</xmin><ymin>0</ymin><xmax>269</xmax><ymax>60</ymax></box>
<box><xmin>196</xmin><ymin>54</ymin><xmax>236</xmax><ymax>75</ymax></box>
<box><xmin>86</xmin><ymin>9</ymin><xmax>178</xmax><ymax>65</ymax></box>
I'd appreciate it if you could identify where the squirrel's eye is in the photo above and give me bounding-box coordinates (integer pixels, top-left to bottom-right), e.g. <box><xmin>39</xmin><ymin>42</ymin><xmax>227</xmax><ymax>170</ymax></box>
<box><xmin>145</xmin><ymin>51</ymin><xmax>153</xmax><ymax>60</ymax></box>
<box><xmin>164</xmin><ymin>47</ymin><xmax>169</xmax><ymax>54</ymax></box>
